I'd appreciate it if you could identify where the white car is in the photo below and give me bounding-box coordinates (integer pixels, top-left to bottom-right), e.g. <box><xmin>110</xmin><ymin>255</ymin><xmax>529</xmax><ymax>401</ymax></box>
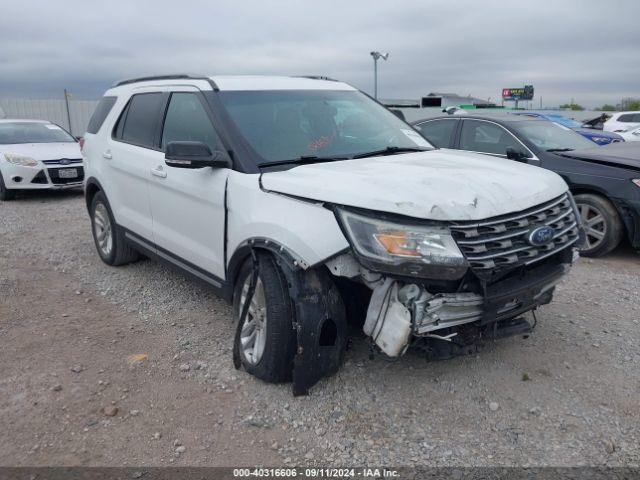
<box><xmin>82</xmin><ymin>75</ymin><xmax>582</xmax><ymax>394</ymax></box>
<box><xmin>0</xmin><ymin>119</ymin><xmax>84</xmax><ymax>200</ymax></box>
<box><xmin>603</xmin><ymin>111</ymin><xmax>640</xmax><ymax>133</ymax></box>
<box><xmin>619</xmin><ymin>125</ymin><xmax>640</xmax><ymax>142</ymax></box>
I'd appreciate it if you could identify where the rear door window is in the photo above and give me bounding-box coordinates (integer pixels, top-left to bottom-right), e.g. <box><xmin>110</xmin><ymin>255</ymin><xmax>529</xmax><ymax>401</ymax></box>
<box><xmin>459</xmin><ymin>120</ymin><xmax>521</xmax><ymax>155</ymax></box>
<box><xmin>414</xmin><ymin>119</ymin><xmax>457</xmax><ymax>148</ymax></box>
<box><xmin>86</xmin><ymin>96</ymin><xmax>117</xmax><ymax>134</ymax></box>
<box><xmin>116</xmin><ymin>93</ymin><xmax>164</xmax><ymax>148</ymax></box>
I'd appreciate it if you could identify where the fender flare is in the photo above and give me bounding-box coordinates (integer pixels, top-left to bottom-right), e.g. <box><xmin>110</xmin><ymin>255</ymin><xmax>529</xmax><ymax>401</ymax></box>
<box><xmin>226</xmin><ymin>237</ymin><xmax>310</xmax><ymax>291</ymax></box>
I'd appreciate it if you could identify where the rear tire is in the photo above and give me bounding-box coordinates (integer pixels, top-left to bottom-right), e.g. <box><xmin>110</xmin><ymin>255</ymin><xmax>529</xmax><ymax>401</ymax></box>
<box><xmin>0</xmin><ymin>171</ymin><xmax>16</xmax><ymax>201</ymax></box>
<box><xmin>90</xmin><ymin>191</ymin><xmax>140</xmax><ymax>266</ymax></box>
<box><xmin>575</xmin><ymin>193</ymin><xmax>623</xmax><ymax>257</ymax></box>
<box><xmin>233</xmin><ymin>253</ymin><xmax>297</xmax><ymax>383</ymax></box>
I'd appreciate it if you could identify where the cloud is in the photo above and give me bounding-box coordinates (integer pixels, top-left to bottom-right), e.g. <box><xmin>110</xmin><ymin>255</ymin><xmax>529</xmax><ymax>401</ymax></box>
<box><xmin>0</xmin><ymin>0</ymin><xmax>638</xmax><ymax>106</ymax></box>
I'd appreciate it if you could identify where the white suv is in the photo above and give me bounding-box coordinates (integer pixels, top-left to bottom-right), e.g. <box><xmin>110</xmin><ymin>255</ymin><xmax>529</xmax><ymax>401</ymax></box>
<box><xmin>83</xmin><ymin>75</ymin><xmax>582</xmax><ymax>395</ymax></box>
<box><xmin>603</xmin><ymin>111</ymin><xmax>640</xmax><ymax>132</ymax></box>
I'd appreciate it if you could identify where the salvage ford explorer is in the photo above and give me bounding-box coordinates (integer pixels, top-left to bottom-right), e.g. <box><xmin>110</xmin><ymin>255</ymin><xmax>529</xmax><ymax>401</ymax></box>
<box><xmin>82</xmin><ymin>75</ymin><xmax>584</xmax><ymax>395</ymax></box>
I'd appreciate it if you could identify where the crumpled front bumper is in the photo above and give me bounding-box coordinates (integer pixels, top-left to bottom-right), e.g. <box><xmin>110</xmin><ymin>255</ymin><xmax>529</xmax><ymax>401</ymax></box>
<box><xmin>363</xmin><ymin>247</ymin><xmax>577</xmax><ymax>357</ymax></box>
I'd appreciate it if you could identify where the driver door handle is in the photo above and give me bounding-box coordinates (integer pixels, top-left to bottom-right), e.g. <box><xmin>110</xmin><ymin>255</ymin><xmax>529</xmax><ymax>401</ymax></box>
<box><xmin>151</xmin><ymin>166</ymin><xmax>167</xmax><ymax>178</ymax></box>
<box><xmin>102</xmin><ymin>151</ymin><xmax>112</xmax><ymax>160</ymax></box>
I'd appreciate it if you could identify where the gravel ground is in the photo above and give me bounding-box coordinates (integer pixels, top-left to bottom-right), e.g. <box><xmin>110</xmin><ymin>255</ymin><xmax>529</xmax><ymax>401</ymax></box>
<box><xmin>1</xmin><ymin>189</ymin><xmax>639</xmax><ymax>467</ymax></box>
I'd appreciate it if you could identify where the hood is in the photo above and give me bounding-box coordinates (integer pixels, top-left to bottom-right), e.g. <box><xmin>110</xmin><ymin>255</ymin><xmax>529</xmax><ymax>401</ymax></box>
<box><xmin>560</xmin><ymin>142</ymin><xmax>640</xmax><ymax>171</ymax></box>
<box><xmin>261</xmin><ymin>149</ymin><xmax>568</xmax><ymax>221</ymax></box>
<box><xmin>0</xmin><ymin>142</ymin><xmax>82</xmax><ymax>161</ymax></box>
<box><xmin>575</xmin><ymin>128</ymin><xmax>622</xmax><ymax>140</ymax></box>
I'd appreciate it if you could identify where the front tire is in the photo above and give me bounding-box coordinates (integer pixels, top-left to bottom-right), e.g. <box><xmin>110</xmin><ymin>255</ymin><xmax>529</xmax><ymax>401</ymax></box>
<box><xmin>575</xmin><ymin>193</ymin><xmax>623</xmax><ymax>257</ymax></box>
<box><xmin>0</xmin><ymin>171</ymin><xmax>16</xmax><ymax>201</ymax></box>
<box><xmin>233</xmin><ymin>254</ymin><xmax>297</xmax><ymax>383</ymax></box>
<box><xmin>90</xmin><ymin>191</ymin><xmax>139</xmax><ymax>266</ymax></box>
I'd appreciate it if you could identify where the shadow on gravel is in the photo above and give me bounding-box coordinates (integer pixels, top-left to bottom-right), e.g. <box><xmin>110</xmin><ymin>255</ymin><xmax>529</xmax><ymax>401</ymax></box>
<box><xmin>600</xmin><ymin>244</ymin><xmax>640</xmax><ymax>262</ymax></box>
<box><xmin>7</xmin><ymin>188</ymin><xmax>84</xmax><ymax>203</ymax></box>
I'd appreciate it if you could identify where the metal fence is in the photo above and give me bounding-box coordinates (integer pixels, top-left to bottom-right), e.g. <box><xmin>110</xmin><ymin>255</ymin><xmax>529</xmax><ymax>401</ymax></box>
<box><xmin>0</xmin><ymin>98</ymin><xmax>99</xmax><ymax>137</ymax></box>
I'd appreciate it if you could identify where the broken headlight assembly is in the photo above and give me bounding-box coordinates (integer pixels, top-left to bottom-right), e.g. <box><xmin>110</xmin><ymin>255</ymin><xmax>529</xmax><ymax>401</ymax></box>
<box><xmin>335</xmin><ymin>208</ymin><xmax>469</xmax><ymax>280</ymax></box>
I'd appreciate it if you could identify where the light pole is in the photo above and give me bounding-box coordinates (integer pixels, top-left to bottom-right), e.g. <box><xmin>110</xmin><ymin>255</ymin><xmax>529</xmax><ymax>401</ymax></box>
<box><xmin>370</xmin><ymin>51</ymin><xmax>389</xmax><ymax>100</ymax></box>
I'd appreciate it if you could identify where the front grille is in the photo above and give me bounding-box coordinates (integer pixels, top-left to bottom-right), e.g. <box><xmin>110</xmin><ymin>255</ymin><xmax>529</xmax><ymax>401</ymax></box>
<box><xmin>42</xmin><ymin>158</ymin><xmax>83</xmax><ymax>165</ymax></box>
<box><xmin>450</xmin><ymin>193</ymin><xmax>579</xmax><ymax>272</ymax></box>
<box><xmin>47</xmin><ymin>166</ymin><xmax>84</xmax><ymax>185</ymax></box>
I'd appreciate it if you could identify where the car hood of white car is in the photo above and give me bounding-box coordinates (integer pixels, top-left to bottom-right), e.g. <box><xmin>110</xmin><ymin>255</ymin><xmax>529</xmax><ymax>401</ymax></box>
<box><xmin>260</xmin><ymin>149</ymin><xmax>568</xmax><ymax>221</ymax></box>
<box><xmin>1</xmin><ymin>142</ymin><xmax>82</xmax><ymax>161</ymax></box>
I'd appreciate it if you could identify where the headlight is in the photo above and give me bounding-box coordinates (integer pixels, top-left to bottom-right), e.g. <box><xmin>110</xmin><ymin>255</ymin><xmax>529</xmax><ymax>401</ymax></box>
<box><xmin>4</xmin><ymin>154</ymin><xmax>38</xmax><ymax>167</ymax></box>
<box><xmin>336</xmin><ymin>208</ymin><xmax>468</xmax><ymax>280</ymax></box>
<box><xmin>632</xmin><ymin>179</ymin><xmax>640</xmax><ymax>188</ymax></box>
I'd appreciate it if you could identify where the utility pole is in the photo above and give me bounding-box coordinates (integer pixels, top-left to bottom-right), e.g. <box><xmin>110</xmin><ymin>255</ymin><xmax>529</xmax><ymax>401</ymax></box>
<box><xmin>64</xmin><ymin>89</ymin><xmax>72</xmax><ymax>134</ymax></box>
<box><xmin>370</xmin><ymin>51</ymin><xmax>389</xmax><ymax>100</ymax></box>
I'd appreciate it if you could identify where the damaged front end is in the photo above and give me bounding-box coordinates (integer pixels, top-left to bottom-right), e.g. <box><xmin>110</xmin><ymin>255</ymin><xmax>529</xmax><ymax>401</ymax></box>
<box><xmin>329</xmin><ymin>193</ymin><xmax>582</xmax><ymax>361</ymax></box>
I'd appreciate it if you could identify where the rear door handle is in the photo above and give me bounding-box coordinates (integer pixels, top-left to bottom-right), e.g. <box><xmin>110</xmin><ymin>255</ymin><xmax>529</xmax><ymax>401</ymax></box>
<box><xmin>102</xmin><ymin>151</ymin><xmax>112</xmax><ymax>160</ymax></box>
<box><xmin>151</xmin><ymin>166</ymin><xmax>167</xmax><ymax>178</ymax></box>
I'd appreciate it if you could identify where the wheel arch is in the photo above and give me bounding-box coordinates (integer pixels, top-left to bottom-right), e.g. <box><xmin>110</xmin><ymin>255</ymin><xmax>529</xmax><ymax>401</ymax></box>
<box><xmin>84</xmin><ymin>177</ymin><xmax>105</xmax><ymax>213</ymax></box>
<box><xmin>228</xmin><ymin>238</ymin><xmax>349</xmax><ymax>395</ymax></box>
<box><xmin>570</xmin><ymin>186</ymin><xmax>628</xmax><ymax>230</ymax></box>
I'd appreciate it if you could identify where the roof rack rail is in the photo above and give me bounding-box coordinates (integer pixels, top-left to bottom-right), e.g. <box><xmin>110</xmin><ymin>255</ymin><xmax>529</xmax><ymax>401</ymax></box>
<box><xmin>112</xmin><ymin>74</ymin><xmax>205</xmax><ymax>87</ymax></box>
<box><xmin>297</xmin><ymin>75</ymin><xmax>339</xmax><ymax>82</ymax></box>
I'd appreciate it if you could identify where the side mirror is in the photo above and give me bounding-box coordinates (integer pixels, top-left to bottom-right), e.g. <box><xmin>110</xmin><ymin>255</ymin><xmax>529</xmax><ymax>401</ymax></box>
<box><xmin>165</xmin><ymin>141</ymin><xmax>231</xmax><ymax>169</ymax></box>
<box><xmin>506</xmin><ymin>147</ymin><xmax>530</xmax><ymax>162</ymax></box>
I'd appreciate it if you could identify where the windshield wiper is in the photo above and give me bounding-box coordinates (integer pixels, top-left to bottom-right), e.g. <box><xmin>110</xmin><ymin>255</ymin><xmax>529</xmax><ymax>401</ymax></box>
<box><xmin>546</xmin><ymin>148</ymin><xmax>574</xmax><ymax>152</ymax></box>
<box><xmin>260</xmin><ymin>155</ymin><xmax>349</xmax><ymax>168</ymax></box>
<box><xmin>351</xmin><ymin>146</ymin><xmax>427</xmax><ymax>159</ymax></box>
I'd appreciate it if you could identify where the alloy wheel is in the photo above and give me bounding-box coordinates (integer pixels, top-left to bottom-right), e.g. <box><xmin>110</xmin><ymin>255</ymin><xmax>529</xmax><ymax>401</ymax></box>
<box><xmin>239</xmin><ymin>276</ymin><xmax>268</xmax><ymax>365</ymax></box>
<box><xmin>578</xmin><ymin>203</ymin><xmax>607</xmax><ymax>251</ymax></box>
<box><xmin>93</xmin><ymin>202</ymin><xmax>113</xmax><ymax>257</ymax></box>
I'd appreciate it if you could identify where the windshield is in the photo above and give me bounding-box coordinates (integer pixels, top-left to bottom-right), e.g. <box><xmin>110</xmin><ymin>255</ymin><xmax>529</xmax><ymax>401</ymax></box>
<box><xmin>218</xmin><ymin>90</ymin><xmax>433</xmax><ymax>164</ymax></box>
<box><xmin>511</xmin><ymin>120</ymin><xmax>594</xmax><ymax>151</ymax></box>
<box><xmin>0</xmin><ymin>122</ymin><xmax>76</xmax><ymax>144</ymax></box>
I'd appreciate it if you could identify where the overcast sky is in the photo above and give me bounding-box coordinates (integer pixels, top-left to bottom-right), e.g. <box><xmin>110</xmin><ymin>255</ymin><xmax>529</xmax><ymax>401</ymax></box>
<box><xmin>1</xmin><ymin>0</ymin><xmax>638</xmax><ymax>107</ymax></box>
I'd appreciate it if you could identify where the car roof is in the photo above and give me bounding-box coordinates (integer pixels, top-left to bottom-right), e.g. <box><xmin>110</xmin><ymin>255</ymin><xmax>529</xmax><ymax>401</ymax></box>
<box><xmin>413</xmin><ymin>114</ymin><xmax>546</xmax><ymax>125</ymax></box>
<box><xmin>0</xmin><ymin>119</ymin><xmax>51</xmax><ymax>124</ymax></box>
<box><xmin>210</xmin><ymin>75</ymin><xmax>356</xmax><ymax>91</ymax></box>
<box><xmin>107</xmin><ymin>74</ymin><xmax>357</xmax><ymax>95</ymax></box>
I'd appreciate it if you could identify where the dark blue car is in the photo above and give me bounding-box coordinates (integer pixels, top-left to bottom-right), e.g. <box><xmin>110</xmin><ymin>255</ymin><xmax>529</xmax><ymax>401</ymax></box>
<box><xmin>514</xmin><ymin>112</ymin><xmax>624</xmax><ymax>145</ymax></box>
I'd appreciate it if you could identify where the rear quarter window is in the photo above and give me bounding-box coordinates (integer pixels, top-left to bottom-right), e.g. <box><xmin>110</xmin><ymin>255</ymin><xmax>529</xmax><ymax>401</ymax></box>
<box><xmin>86</xmin><ymin>96</ymin><xmax>117</xmax><ymax>134</ymax></box>
<box><xmin>415</xmin><ymin>119</ymin><xmax>457</xmax><ymax>148</ymax></box>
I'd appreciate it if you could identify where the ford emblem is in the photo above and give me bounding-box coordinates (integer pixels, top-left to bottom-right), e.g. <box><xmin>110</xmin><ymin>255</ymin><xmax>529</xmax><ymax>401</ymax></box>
<box><xmin>59</xmin><ymin>158</ymin><xmax>71</xmax><ymax>165</ymax></box>
<box><xmin>528</xmin><ymin>226</ymin><xmax>555</xmax><ymax>246</ymax></box>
